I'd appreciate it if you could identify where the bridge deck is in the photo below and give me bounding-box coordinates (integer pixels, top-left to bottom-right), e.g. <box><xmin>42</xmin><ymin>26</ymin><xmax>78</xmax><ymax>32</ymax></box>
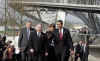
<box><xmin>9</xmin><ymin>1</ymin><xmax>100</xmax><ymax>13</ymax></box>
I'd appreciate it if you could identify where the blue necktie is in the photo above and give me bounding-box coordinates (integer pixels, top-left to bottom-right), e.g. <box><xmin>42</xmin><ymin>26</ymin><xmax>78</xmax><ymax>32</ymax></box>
<box><xmin>27</xmin><ymin>29</ymin><xmax>30</xmax><ymax>40</ymax></box>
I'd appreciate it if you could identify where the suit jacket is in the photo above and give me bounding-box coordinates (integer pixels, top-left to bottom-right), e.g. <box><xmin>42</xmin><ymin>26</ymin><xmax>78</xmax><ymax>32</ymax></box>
<box><xmin>55</xmin><ymin>28</ymin><xmax>74</xmax><ymax>51</ymax></box>
<box><xmin>29</xmin><ymin>31</ymin><xmax>47</xmax><ymax>54</ymax></box>
<box><xmin>75</xmin><ymin>44</ymin><xmax>83</xmax><ymax>56</ymax></box>
<box><xmin>18</xmin><ymin>27</ymin><xmax>34</xmax><ymax>52</ymax></box>
<box><xmin>83</xmin><ymin>44</ymin><xmax>89</xmax><ymax>55</ymax></box>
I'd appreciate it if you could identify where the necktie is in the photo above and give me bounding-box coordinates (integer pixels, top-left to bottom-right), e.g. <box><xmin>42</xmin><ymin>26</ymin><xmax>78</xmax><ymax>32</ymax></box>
<box><xmin>59</xmin><ymin>30</ymin><xmax>63</xmax><ymax>40</ymax></box>
<box><xmin>27</xmin><ymin>29</ymin><xmax>30</xmax><ymax>40</ymax></box>
<box><xmin>84</xmin><ymin>45</ymin><xmax>86</xmax><ymax>52</ymax></box>
<box><xmin>38</xmin><ymin>32</ymin><xmax>41</xmax><ymax>38</ymax></box>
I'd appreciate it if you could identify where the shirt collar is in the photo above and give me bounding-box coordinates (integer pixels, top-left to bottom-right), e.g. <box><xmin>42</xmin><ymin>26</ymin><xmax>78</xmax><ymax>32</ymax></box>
<box><xmin>59</xmin><ymin>28</ymin><xmax>63</xmax><ymax>34</ymax></box>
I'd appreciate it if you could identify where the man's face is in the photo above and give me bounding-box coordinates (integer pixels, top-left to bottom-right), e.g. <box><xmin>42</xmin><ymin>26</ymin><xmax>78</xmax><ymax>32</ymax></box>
<box><xmin>48</xmin><ymin>27</ymin><xmax>55</xmax><ymax>31</ymax></box>
<box><xmin>56</xmin><ymin>22</ymin><xmax>63</xmax><ymax>29</ymax></box>
<box><xmin>79</xmin><ymin>41</ymin><xmax>82</xmax><ymax>44</ymax></box>
<box><xmin>35</xmin><ymin>24</ymin><xmax>42</xmax><ymax>32</ymax></box>
<box><xmin>26</xmin><ymin>22</ymin><xmax>32</xmax><ymax>29</ymax></box>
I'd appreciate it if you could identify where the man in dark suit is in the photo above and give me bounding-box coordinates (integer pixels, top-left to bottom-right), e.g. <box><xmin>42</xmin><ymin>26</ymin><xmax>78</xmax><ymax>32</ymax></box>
<box><xmin>75</xmin><ymin>41</ymin><xmax>83</xmax><ymax>61</ymax></box>
<box><xmin>0</xmin><ymin>35</ymin><xmax>4</xmax><ymax>61</ymax></box>
<box><xmin>82</xmin><ymin>42</ymin><xmax>89</xmax><ymax>61</ymax></box>
<box><xmin>18</xmin><ymin>21</ymin><xmax>34</xmax><ymax>61</ymax></box>
<box><xmin>29</xmin><ymin>24</ymin><xmax>47</xmax><ymax>61</ymax></box>
<box><xmin>55</xmin><ymin>20</ymin><xmax>74</xmax><ymax>61</ymax></box>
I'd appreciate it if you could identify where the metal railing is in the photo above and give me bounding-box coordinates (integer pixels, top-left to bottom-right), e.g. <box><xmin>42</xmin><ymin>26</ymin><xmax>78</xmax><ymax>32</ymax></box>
<box><xmin>8</xmin><ymin>0</ymin><xmax>100</xmax><ymax>13</ymax></box>
<box><xmin>9</xmin><ymin>0</ymin><xmax>100</xmax><ymax>5</ymax></box>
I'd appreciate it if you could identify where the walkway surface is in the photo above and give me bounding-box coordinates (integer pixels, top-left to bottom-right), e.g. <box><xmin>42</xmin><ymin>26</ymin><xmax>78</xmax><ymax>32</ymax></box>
<box><xmin>88</xmin><ymin>55</ymin><xmax>100</xmax><ymax>61</ymax></box>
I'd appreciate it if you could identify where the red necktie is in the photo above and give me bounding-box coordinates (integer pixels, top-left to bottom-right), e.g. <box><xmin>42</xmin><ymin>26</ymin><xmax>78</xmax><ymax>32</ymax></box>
<box><xmin>59</xmin><ymin>30</ymin><xmax>63</xmax><ymax>40</ymax></box>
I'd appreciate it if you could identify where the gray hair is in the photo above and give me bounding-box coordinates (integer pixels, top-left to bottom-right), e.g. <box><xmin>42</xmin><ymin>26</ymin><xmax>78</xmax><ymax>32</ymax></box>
<box><xmin>25</xmin><ymin>21</ymin><xmax>32</xmax><ymax>24</ymax></box>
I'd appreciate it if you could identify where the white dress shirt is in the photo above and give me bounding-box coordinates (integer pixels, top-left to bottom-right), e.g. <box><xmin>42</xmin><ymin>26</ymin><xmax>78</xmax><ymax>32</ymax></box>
<box><xmin>59</xmin><ymin>28</ymin><xmax>64</xmax><ymax>35</ymax></box>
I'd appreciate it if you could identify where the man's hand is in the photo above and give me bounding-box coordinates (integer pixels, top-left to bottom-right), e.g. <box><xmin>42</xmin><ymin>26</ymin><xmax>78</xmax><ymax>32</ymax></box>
<box><xmin>70</xmin><ymin>50</ymin><xmax>74</xmax><ymax>55</ymax></box>
<box><xmin>30</xmin><ymin>49</ymin><xmax>34</xmax><ymax>53</ymax></box>
<box><xmin>77</xmin><ymin>54</ymin><xmax>80</xmax><ymax>56</ymax></box>
<box><xmin>45</xmin><ymin>52</ymin><xmax>48</xmax><ymax>56</ymax></box>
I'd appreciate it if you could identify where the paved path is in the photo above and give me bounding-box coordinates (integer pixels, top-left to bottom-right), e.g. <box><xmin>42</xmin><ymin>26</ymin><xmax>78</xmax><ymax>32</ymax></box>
<box><xmin>88</xmin><ymin>55</ymin><xmax>100</xmax><ymax>61</ymax></box>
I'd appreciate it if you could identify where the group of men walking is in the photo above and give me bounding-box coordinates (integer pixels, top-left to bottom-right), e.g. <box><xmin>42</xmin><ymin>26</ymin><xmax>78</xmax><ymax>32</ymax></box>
<box><xmin>0</xmin><ymin>20</ymin><xmax>89</xmax><ymax>61</ymax></box>
<box><xmin>75</xmin><ymin>41</ymin><xmax>89</xmax><ymax>61</ymax></box>
<box><xmin>18</xmin><ymin>20</ymin><xmax>74</xmax><ymax>61</ymax></box>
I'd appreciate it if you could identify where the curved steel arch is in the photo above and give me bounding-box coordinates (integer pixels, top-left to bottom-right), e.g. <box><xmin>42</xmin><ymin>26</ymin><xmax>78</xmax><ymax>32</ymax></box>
<box><xmin>67</xmin><ymin>11</ymin><xmax>100</xmax><ymax>33</ymax></box>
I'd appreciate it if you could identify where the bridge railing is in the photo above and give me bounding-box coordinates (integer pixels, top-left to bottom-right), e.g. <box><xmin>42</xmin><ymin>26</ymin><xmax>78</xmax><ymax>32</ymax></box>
<box><xmin>9</xmin><ymin>0</ymin><xmax>100</xmax><ymax>5</ymax></box>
